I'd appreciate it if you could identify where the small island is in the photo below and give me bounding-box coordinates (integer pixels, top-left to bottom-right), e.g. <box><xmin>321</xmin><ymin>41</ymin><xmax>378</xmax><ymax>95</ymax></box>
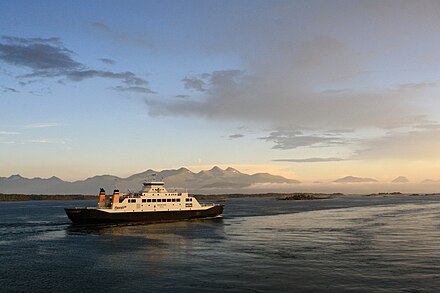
<box><xmin>365</xmin><ymin>192</ymin><xmax>440</xmax><ymax>197</ymax></box>
<box><xmin>194</xmin><ymin>193</ymin><xmax>341</xmax><ymax>201</ymax></box>
<box><xmin>277</xmin><ymin>193</ymin><xmax>340</xmax><ymax>200</ymax></box>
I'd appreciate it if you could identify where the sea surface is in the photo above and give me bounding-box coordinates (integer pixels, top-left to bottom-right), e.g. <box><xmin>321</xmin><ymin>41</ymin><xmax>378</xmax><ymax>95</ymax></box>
<box><xmin>1</xmin><ymin>195</ymin><xmax>439</xmax><ymax>292</ymax></box>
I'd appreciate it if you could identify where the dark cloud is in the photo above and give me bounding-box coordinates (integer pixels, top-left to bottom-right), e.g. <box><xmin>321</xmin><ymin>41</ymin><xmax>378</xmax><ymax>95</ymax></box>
<box><xmin>143</xmin><ymin>3</ymin><xmax>440</xmax><ymax>142</ymax></box>
<box><xmin>113</xmin><ymin>85</ymin><xmax>155</xmax><ymax>94</ymax></box>
<box><xmin>1</xmin><ymin>36</ymin><xmax>62</xmax><ymax>45</ymax></box>
<box><xmin>92</xmin><ymin>22</ymin><xmax>111</xmax><ymax>31</ymax></box>
<box><xmin>210</xmin><ymin>70</ymin><xmax>244</xmax><ymax>86</ymax></box>
<box><xmin>181</xmin><ymin>70</ymin><xmax>244</xmax><ymax>93</ymax></box>
<box><xmin>229</xmin><ymin>134</ymin><xmax>244</xmax><ymax>139</ymax></box>
<box><xmin>260</xmin><ymin>130</ymin><xmax>344</xmax><ymax>149</ymax></box>
<box><xmin>66</xmin><ymin>70</ymin><xmax>148</xmax><ymax>86</ymax></box>
<box><xmin>182</xmin><ymin>76</ymin><xmax>206</xmax><ymax>92</ymax></box>
<box><xmin>175</xmin><ymin>94</ymin><xmax>190</xmax><ymax>99</ymax></box>
<box><xmin>0</xmin><ymin>36</ymin><xmax>80</xmax><ymax>71</ymax></box>
<box><xmin>99</xmin><ymin>58</ymin><xmax>116</xmax><ymax>65</ymax></box>
<box><xmin>147</xmin><ymin>66</ymin><xmax>425</xmax><ymax>132</ymax></box>
<box><xmin>273</xmin><ymin>157</ymin><xmax>345</xmax><ymax>163</ymax></box>
<box><xmin>0</xmin><ymin>36</ymin><xmax>154</xmax><ymax>94</ymax></box>
<box><xmin>1</xmin><ymin>86</ymin><xmax>19</xmax><ymax>93</ymax></box>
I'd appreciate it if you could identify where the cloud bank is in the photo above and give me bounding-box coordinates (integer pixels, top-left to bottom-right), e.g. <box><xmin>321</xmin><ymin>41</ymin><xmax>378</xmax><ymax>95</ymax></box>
<box><xmin>144</xmin><ymin>1</ymin><xmax>440</xmax><ymax>160</ymax></box>
<box><xmin>274</xmin><ymin>157</ymin><xmax>345</xmax><ymax>163</ymax></box>
<box><xmin>0</xmin><ymin>36</ymin><xmax>153</xmax><ymax>94</ymax></box>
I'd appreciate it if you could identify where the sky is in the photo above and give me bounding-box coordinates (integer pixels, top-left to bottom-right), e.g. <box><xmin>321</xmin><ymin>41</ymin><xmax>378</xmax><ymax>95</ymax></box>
<box><xmin>2</xmin><ymin>0</ymin><xmax>440</xmax><ymax>191</ymax></box>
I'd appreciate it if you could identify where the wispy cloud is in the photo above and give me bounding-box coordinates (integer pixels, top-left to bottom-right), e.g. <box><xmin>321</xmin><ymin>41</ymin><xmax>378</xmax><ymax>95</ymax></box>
<box><xmin>354</xmin><ymin>128</ymin><xmax>440</xmax><ymax>160</ymax></box>
<box><xmin>27</xmin><ymin>139</ymin><xmax>67</xmax><ymax>144</ymax></box>
<box><xmin>229</xmin><ymin>133</ymin><xmax>244</xmax><ymax>139</ymax></box>
<box><xmin>274</xmin><ymin>157</ymin><xmax>345</xmax><ymax>163</ymax></box>
<box><xmin>92</xmin><ymin>22</ymin><xmax>110</xmax><ymax>31</ymax></box>
<box><xmin>182</xmin><ymin>76</ymin><xmax>207</xmax><ymax>92</ymax></box>
<box><xmin>23</xmin><ymin>123</ymin><xmax>60</xmax><ymax>129</ymax></box>
<box><xmin>0</xmin><ymin>138</ymin><xmax>69</xmax><ymax>145</ymax></box>
<box><xmin>113</xmin><ymin>85</ymin><xmax>156</xmax><ymax>94</ymax></box>
<box><xmin>92</xmin><ymin>22</ymin><xmax>155</xmax><ymax>50</ymax></box>
<box><xmin>260</xmin><ymin>130</ymin><xmax>345</xmax><ymax>150</ymax></box>
<box><xmin>1</xmin><ymin>86</ymin><xmax>19</xmax><ymax>93</ymax></box>
<box><xmin>0</xmin><ymin>131</ymin><xmax>20</xmax><ymax>135</ymax></box>
<box><xmin>175</xmin><ymin>94</ymin><xmax>190</xmax><ymax>99</ymax></box>
<box><xmin>99</xmin><ymin>58</ymin><xmax>116</xmax><ymax>65</ymax></box>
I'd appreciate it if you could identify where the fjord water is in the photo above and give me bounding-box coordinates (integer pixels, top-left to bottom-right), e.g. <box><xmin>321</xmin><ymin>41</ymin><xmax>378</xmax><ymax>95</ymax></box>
<box><xmin>1</xmin><ymin>196</ymin><xmax>440</xmax><ymax>292</ymax></box>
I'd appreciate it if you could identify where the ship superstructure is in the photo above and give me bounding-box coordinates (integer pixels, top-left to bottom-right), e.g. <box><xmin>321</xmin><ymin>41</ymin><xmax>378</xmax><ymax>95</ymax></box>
<box><xmin>65</xmin><ymin>181</ymin><xmax>223</xmax><ymax>224</ymax></box>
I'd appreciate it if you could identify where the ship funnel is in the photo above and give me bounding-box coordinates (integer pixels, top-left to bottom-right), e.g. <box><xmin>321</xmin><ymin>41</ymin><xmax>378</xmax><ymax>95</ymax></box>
<box><xmin>112</xmin><ymin>189</ymin><xmax>120</xmax><ymax>204</ymax></box>
<box><xmin>98</xmin><ymin>188</ymin><xmax>106</xmax><ymax>206</ymax></box>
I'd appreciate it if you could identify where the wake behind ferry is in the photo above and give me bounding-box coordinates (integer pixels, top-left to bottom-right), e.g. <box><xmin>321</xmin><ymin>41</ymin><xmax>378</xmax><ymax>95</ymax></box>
<box><xmin>65</xmin><ymin>181</ymin><xmax>224</xmax><ymax>224</ymax></box>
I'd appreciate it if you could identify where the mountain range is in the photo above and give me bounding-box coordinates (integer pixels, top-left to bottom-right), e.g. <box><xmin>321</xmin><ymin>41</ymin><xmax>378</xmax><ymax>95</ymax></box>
<box><xmin>0</xmin><ymin>166</ymin><xmax>300</xmax><ymax>195</ymax></box>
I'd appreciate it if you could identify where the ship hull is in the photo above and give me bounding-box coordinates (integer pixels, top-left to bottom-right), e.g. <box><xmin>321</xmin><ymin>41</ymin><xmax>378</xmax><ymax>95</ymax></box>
<box><xmin>65</xmin><ymin>205</ymin><xmax>224</xmax><ymax>224</ymax></box>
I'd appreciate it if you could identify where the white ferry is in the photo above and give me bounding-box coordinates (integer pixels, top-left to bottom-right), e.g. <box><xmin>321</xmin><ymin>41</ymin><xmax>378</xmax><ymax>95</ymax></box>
<box><xmin>65</xmin><ymin>181</ymin><xmax>224</xmax><ymax>224</ymax></box>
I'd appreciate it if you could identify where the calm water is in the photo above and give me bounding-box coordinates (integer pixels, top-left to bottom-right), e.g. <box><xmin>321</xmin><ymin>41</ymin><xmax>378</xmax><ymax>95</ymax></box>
<box><xmin>1</xmin><ymin>196</ymin><xmax>440</xmax><ymax>292</ymax></box>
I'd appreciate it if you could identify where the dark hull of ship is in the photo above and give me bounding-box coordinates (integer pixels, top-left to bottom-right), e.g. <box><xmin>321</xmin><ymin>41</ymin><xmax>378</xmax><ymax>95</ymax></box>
<box><xmin>65</xmin><ymin>205</ymin><xmax>224</xmax><ymax>224</ymax></box>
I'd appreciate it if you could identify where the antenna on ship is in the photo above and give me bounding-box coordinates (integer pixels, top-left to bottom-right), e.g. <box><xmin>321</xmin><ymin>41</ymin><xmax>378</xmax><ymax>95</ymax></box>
<box><xmin>113</xmin><ymin>178</ymin><xmax>118</xmax><ymax>191</ymax></box>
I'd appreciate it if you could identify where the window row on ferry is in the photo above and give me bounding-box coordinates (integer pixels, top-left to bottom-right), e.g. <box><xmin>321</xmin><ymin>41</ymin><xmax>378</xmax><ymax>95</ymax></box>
<box><xmin>127</xmin><ymin>198</ymin><xmax>184</xmax><ymax>203</ymax></box>
<box><xmin>142</xmin><ymin>193</ymin><xmax>182</xmax><ymax>196</ymax></box>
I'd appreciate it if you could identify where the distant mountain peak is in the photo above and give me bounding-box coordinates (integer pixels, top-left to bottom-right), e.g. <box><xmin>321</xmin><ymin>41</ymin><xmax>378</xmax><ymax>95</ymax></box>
<box><xmin>225</xmin><ymin>167</ymin><xmax>240</xmax><ymax>173</ymax></box>
<box><xmin>392</xmin><ymin>176</ymin><xmax>409</xmax><ymax>183</ymax></box>
<box><xmin>8</xmin><ymin>174</ymin><xmax>24</xmax><ymax>180</ymax></box>
<box><xmin>334</xmin><ymin>176</ymin><xmax>378</xmax><ymax>183</ymax></box>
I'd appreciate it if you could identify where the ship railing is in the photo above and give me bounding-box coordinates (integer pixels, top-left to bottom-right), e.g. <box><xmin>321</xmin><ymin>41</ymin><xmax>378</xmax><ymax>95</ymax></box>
<box><xmin>200</xmin><ymin>203</ymin><xmax>216</xmax><ymax>207</ymax></box>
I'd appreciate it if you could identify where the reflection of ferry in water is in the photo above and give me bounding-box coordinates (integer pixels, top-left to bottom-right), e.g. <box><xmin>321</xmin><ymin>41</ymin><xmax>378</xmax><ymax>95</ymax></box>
<box><xmin>65</xmin><ymin>181</ymin><xmax>224</xmax><ymax>224</ymax></box>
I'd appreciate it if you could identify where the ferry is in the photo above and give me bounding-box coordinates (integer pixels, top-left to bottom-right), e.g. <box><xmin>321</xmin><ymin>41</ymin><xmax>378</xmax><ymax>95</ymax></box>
<box><xmin>65</xmin><ymin>181</ymin><xmax>224</xmax><ymax>224</ymax></box>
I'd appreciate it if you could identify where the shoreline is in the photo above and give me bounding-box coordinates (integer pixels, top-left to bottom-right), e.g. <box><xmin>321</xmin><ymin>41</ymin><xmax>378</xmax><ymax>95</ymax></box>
<box><xmin>0</xmin><ymin>194</ymin><xmax>98</xmax><ymax>201</ymax></box>
<box><xmin>1</xmin><ymin>192</ymin><xmax>438</xmax><ymax>202</ymax></box>
<box><xmin>0</xmin><ymin>192</ymin><xmax>338</xmax><ymax>202</ymax></box>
